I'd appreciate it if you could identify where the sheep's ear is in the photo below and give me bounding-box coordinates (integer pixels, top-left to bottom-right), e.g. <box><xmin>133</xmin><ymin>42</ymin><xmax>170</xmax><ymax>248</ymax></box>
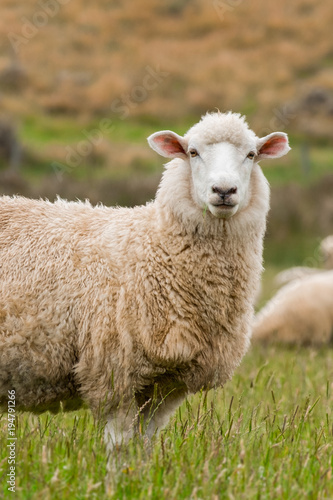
<box><xmin>148</xmin><ymin>131</ymin><xmax>188</xmax><ymax>159</ymax></box>
<box><xmin>256</xmin><ymin>132</ymin><xmax>291</xmax><ymax>160</ymax></box>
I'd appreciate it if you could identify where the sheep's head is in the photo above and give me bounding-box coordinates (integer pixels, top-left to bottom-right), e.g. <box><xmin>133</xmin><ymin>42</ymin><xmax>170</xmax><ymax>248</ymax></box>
<box><xmin>148</xmin><ymin>112</ymin><xmax>290</xmax><ymax>219</ymax></box>
<box><xmin>320</xmin><ymin>236</ymin><xmax>333</xmax><ymax>269</ymax></box>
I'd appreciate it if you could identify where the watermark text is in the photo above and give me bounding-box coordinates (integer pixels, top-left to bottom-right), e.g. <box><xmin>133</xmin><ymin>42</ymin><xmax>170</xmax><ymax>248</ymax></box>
<box><xmin>7</xmin><ymin>390</ymin><xmax>16</xmax><ymax>493</ymax></box>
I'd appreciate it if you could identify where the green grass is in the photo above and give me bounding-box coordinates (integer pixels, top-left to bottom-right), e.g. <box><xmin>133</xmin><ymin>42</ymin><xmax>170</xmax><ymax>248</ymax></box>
<box><xmin>20</xmin><ymin>115</ymin><xmax>161</xmax><ymax>147</ymax></box>
<box><xmin>1</xmin><ymin>345</ymin><xmax>332</xmax><ymax>499</ymax></box>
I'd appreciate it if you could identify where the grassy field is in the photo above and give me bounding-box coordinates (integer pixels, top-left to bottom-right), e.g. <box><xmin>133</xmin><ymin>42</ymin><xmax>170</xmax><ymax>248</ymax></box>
<box><xmin>0</xmin><ymin>345</ymin><xmax>332</xmax><ymax>499</ymax></box>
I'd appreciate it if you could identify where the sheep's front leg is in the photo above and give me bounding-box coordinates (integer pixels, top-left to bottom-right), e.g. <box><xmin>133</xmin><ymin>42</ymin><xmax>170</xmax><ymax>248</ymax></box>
<box><xmin>104</xmin><ymin>403</ymin><xmax>139</xmax><ymax>482</ymax></box>
<box><xmin>104</xmin><ymin>405</ymin><xmax>137</xmax><ymax>453</ymax></box>
<box><xmin>137</xmin><ymin>386</ymin><xmax>187</xmax><ymax>440</ymax></box>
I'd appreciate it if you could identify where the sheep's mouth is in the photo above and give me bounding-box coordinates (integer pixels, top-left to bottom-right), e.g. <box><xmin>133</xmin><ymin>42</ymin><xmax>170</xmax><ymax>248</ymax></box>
<box><xmin>208</xmin><ymin>201</ymin><xmax>239</xmax><ymax>219</ymax></box>
<box><xmin>211</xmin><ymin>201</ymin><xmax>237</xmax><ymax>208</ymax></box>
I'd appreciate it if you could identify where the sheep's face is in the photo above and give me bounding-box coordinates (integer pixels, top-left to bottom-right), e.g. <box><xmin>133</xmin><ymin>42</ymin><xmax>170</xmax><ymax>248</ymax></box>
<box><xmin>148</xmin><ymin>113</ymin><xmax>290</xmax><ymax>219</ymax></box>
<box><xmin>186</xmin><ymin>139</ymin><xmax>254</xmax><ymax>218</ymax></box>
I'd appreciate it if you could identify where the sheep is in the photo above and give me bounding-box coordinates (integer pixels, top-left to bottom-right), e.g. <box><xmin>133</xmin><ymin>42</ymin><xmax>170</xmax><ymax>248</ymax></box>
<box><xmin>253</xmin><ymin>270</ymin><xmax>333</xmax><ymax>346</ymax></box>
<box><xmin>274</xmin><ymin>235</ymin><xmax>333</xmax><ymax>287</ymax></box>
<box><xmin>0</xmin><ymin>111</ymin><xmax>290</xmax><ymax>455</ymax></box>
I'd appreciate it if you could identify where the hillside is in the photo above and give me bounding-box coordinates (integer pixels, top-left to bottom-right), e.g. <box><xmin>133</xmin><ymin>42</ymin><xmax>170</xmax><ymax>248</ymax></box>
<box><xmin>0</xmin><ymin>0</ymin><xmax>333</xmax><ymax>128</ymax></box>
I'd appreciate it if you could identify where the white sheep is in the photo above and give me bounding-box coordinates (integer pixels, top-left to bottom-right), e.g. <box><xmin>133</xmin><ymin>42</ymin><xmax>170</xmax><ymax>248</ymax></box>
<box><xmin>0</xmin><ymin>111</ymin><xmax>290</xmax><ymax>455</ymax></box>
<box><xmin>253</xmin><ymin>270</ymin><xmax>333</xmax><ymax>346</ymax></box>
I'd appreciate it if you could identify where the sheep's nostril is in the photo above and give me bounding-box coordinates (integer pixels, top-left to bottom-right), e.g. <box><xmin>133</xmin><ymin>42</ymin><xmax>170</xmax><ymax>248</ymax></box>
<box><xmin>212</xmin><ymin>186</ymin><xmax>237</xmax><ymax>198</ymax></box>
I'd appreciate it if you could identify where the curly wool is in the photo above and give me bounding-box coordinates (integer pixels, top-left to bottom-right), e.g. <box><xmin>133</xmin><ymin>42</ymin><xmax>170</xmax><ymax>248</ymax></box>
<box><xmin>185</xmin><ymin>111</ymin><xmax>257</xmax><ymax>151</ymax></box>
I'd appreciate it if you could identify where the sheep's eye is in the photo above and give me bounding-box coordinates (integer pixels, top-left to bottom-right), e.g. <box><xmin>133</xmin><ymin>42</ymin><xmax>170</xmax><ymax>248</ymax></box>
<box><xmin>247</xmin><ymin>151</ymin><xmax>256</xmax><ymax>160</ymax></box>
<box><xmin>189</xmin><ymin>149</ymin><xmax>198</xmax><ymax>158</ymax></box>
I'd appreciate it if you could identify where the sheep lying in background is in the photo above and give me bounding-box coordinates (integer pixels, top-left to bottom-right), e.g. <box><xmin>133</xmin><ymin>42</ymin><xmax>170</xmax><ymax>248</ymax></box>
<box><xmin>274</xmin><ymin>235</ymin><xmax>333</xmax><ymax>287</ymax></box>
<box><xmin>0</xmin><ymin>111</ymin><xmax>290</xmax><ymax>454</ymax></box>
<box><xmin>253</xmin><ymin>271</ymin><xmax>333</xmax><ymax>346</ymax></box>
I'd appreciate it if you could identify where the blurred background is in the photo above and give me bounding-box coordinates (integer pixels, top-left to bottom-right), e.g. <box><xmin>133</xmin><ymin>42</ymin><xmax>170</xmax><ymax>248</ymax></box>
<box><xmin>0</xmin><ymin>0</ymin><xmax>333</xmax><ymax>301</ymax></box>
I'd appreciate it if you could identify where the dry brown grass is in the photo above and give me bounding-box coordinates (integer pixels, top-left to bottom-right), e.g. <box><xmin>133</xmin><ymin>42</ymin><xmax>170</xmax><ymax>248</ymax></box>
<box><xmin>0</xmin><ymin>0</ymin><xmax>332</xmax><ymax>124</ymax></box>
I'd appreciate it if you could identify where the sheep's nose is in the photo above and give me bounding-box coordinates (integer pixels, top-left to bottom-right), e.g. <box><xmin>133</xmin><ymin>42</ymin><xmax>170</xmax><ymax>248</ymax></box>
<box><xmin>212</xmin><ymin>186</ymin><xmax>237</xmax><ymax>200</ymax></box>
